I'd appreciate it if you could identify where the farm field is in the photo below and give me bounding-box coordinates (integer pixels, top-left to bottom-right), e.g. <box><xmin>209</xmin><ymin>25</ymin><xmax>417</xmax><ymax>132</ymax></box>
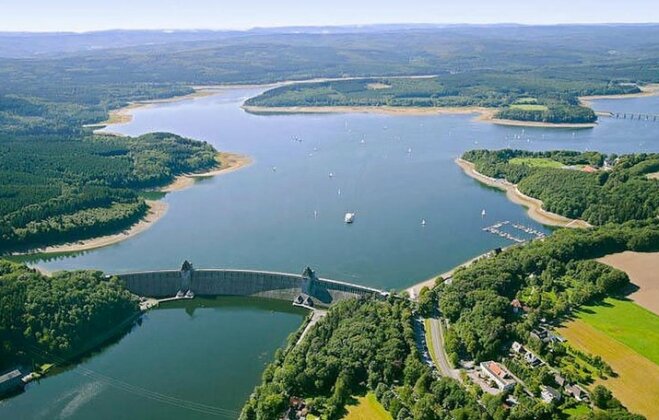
<box><xmin>508</xmin><ymin>157</ymin><xmax>565</xmax><ymax>168</ymax></box>
<box><xmin>598</xmin><ymin>251</ymin><xmax>659</xmax><ymax>315</ymax></box>
<box><xmin>509</xmin><ymin>103</ymin><xmax>549</xmax><ymax>111</ymax></box>
<box><xmin>344</xmin><ymin>393</ymin><xmax>392</xmax><ymax>420</ymax></box>
<box><xmin>573</xmin><ymin>297</ymin><xmax>659</xmax><ymax>364</ymax></box>
<box><xmin>559</xmin><ymin>298</ymin><xmax>659</xmax><ymax>418</ymax></box>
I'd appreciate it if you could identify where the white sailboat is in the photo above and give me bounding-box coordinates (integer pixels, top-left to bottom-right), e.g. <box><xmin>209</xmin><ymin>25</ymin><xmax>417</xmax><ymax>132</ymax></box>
<box><xmin>481</xmin><ymin>209</ymin><xmax>486</xmax><ymax>218</ymax></box>
<box><xmin>344</xmin><ymin>212</ymin><xmax>355</xmax><ymax>224</ymax></box>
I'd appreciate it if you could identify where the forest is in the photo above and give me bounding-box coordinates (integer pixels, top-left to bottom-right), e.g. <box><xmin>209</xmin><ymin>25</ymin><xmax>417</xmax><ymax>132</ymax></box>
<box><xmin>0</xmin><ymin>129</ymin><xmax>217</xmax><ymax>253</ymax></box>
<box><xmin>0</xmin><ymin>259</ymin><xmax>139</xmax><ymax>371</ymax></box>
<box><xmin>462</xmin><ymin>150</ymin><xmax>659</xmax><ymax>224</ymax></box>
<box><xmin>240</xmin><ymin>297</ymin><xmax>485</xmax><ymax>420</ymax></box>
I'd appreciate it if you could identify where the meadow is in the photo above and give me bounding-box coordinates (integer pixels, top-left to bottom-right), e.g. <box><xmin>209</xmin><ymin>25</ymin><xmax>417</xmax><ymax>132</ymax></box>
<box><xmin>344</xmin><ymin>393</ymin><xmax>393</xmax><ymax>420</ymax></box>
<box><xmin>559</xmin><ymin>298</ymin><xmax>659</xmax><ymax>418</ymax></box>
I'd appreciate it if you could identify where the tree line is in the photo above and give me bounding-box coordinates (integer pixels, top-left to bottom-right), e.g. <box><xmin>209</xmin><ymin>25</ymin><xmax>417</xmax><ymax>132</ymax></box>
<box><xmin>462</xmin><ymin>149</ymin><xmax>659</xmax><ymax>224</ymax></box>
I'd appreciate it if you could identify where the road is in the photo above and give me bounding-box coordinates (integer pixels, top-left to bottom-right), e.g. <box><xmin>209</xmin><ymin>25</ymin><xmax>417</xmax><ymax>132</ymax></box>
<box><xmin>296</xmin><ymin>308</ymin><xmax>327</xmax><ymax>346</ymax></box>
<box><xmin>425</xmin><ymin>317</ymin><xmax>461</xmax><ymax>381</ymax></box>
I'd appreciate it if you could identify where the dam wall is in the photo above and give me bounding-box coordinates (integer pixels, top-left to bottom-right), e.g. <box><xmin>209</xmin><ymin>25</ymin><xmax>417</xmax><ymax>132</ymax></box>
<box><xmin>114</xmin><ymin>266</ymin><xmax>386</xmax><ymax>307</ymax></box>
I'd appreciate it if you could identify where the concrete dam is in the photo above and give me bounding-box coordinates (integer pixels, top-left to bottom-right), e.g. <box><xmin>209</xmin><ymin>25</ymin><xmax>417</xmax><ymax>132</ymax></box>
<box><xmin>114</xmin><ymin>263</ymin><xmax>388</xmax><ymax>307</ymax></box>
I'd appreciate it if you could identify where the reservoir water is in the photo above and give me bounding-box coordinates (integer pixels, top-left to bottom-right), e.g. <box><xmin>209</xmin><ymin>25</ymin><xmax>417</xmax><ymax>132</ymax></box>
<box><xmin>5</xmin><ymin>88</ymin><xmax>658</xmax><ymax>418</ymax></box>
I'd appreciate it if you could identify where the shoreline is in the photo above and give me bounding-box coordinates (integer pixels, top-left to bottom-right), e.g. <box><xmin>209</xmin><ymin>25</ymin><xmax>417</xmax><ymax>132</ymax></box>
<box><xmin>456</xmin><ymin>158</ymin><xmax>592</xmax><ymax>229</ymax></box>
<box><xmin>579</xmin><ymin>83</ymin><xmax>659</xmax><ymax>108</ymax></box>
<box><xmin>31</xmin><ymin>200</ymin><xmax>168</xmax><ymax>255</ymax></box>
<box><xmin>28</xmin><ymin>151</ymin><xmax>252</xmax><ymax>255</ymax></box>
<box><xmin>243</xmin><ymin>104</ymin><xmax>598</xmax><ymax>128</ymax></box>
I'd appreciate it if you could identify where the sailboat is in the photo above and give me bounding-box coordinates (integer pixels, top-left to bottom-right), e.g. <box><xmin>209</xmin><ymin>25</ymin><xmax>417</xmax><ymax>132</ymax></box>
<box><xmin>344</xmin><ymin>212</ymin><xmax>355</xmax><ymax>224</ymax></box>
<box><xmin>421</xmin><ymin>219</ymin><xmax>427</xmax><ymax>226</ymax></box>
<box><xmin>481</xmin><ymin>209</ymin><xmax>486</xmax><ymax>218</ymax></box>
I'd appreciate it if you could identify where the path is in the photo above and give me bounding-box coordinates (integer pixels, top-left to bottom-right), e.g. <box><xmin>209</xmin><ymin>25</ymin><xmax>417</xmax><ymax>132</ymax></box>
<box><xmin>296</xmin><ymin>309</ymin><xmax>327</xmax><ymax>346</ymax></box>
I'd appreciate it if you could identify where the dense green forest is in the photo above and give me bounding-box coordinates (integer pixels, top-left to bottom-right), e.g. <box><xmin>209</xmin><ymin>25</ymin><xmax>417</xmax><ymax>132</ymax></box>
<box><xmin>462</xmin><ymin>150</ymin><xmax>659</xmax><ymax>224</ymax></box>
<box><xmin>0</xmin><ymin>129</ymin><xmax>217</xmax><ymax>253</ymax></box>
<box><xmin>240</xmin><ymin>297</ymin><xmax>485</xmax><ymax>420</ymax></box>
<box><xmin>0</xmin><ymin>259</ymin><xmax>139</xmax><ymax>370</ymax></box>
<box><xmin>245</xmin><ymin>75</ymin><xmax>627</xmax><ymax>123</ymax></box>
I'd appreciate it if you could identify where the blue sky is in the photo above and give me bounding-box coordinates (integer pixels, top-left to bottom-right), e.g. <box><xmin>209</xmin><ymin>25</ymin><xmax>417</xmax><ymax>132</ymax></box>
<box><xmin>1</xmin><ymin>0</ymin><xmax>658</xmax><ymax>32</ymax></box>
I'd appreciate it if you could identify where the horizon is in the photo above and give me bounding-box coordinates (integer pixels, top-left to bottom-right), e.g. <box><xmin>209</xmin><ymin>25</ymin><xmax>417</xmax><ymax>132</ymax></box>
<box><xmin>2</xmin><ymin>21</ymin><xmax>659</xmax><ymax>35</ymax></box>
<box><xmin>2</xmin><ymin>0</ymin><xmax>658</xmax><ymax>32</ymax></box>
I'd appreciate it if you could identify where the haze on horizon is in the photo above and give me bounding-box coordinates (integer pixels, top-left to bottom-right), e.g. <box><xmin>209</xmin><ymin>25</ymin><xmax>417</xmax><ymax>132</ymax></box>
<box><xmin>2</xmin><ymin>0</ymin><xmax>658</xmax><ymax>33</ymax></box>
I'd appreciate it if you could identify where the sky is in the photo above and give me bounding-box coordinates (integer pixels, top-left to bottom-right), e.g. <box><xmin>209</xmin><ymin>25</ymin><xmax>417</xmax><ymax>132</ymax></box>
<box><xmin>1</xmin><ymin>0</ymin><xmax>658</xmax><ymax>32</ymax></box>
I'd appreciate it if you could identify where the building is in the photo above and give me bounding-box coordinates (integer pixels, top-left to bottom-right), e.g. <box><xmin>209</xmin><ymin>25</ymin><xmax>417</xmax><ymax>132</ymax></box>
<box><xmin>554</xmin><ymin>373</ymin><xmax>566</xmax><ymax>388</ymax></box>
<box><xmin>566</xmin><ymin>384</ymin><xmax>589</xmax><ymax>402</ymax></box>
<box><xmin>511</xmin><ymin>341</ymin><xmax>524</xmax><ymax>354</ymax></box>
<box><xmin>541</xmin><ymin>386</ymin><xmax>562</xmax><ymax>403</ymax></box>
<box><xmin>480</xmin><ymin>361</ymin><xmax>516</xmax><ymax>391</ymax></box>
<box><xmin>524</xmin><ymin>350</ymin><xmax>542</xmax><ymax>368</ymax></box>
<box><xmin>581</xmin><ymin>165</ymin><xmax>598</xmax><ymax>173</ymax></box>
<box><xmin>0</xmin><ymin>367</ymin><xmax>26</xmax><ymax>396</ymax></box>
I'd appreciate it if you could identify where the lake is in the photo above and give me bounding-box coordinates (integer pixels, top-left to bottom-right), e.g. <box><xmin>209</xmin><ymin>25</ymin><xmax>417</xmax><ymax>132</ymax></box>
<box><xmin>5</xmin><ymin>88</ymin><xmax>658</xmax><ymax>418</ymax></box>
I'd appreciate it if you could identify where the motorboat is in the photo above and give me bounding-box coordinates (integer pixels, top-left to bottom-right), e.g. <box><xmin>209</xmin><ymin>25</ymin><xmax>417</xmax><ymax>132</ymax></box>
<box><xmin>344</xmin><ymin>212</ymin><xmax>355</xmax><ymax>224</ymax></box>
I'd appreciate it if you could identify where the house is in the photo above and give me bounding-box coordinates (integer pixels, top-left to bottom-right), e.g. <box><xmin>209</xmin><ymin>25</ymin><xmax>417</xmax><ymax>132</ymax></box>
<box><xmin>530</xmin><ymin>327</ymin><xmax>554</xmax><ymax>343</ymax></box>
<box><xmin>0</xmin><ymin>367</ymin><xmax>26</xmax><ymax>397</ymax></box>
<box><xmin>480</xmin><ymin>361</ymin><xmax>516</xmax><ymax>391</ymax></box>
<box><xmin>524</xmin><ymin>350</ymin><xmax>542</xmax><ymax>367</ymax></box>
<box><xmin>554</xmin><ymin>373</ymin><xmax>566</xmax><ymax>388</ymax></box>
<box><xmin>540</xmin><ymin>386</ymin><xmax>562</xmax><ymax>404</ymax></box>
<box><xmin>581</xmin><ymin>165</ymin><xmax>598</xmax><ymax>173</ymax></box>
<box><xmin>511</xmin><ymin>341</ymin><xmax>524</xmax><ymax>354</ymax></box>
<box><xmin>566</xmin><ymin>384</ymin><xmax>589</xmax><ymax>402</ymax></box>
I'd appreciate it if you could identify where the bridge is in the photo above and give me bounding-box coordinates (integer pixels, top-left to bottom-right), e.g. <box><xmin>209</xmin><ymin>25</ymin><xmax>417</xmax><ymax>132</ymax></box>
<box><xmin>113</xmin><ymin>262</ymin><xmax>388</xmax><ymax>308</ymax></box>
<box><xmin>600</xmin><ymin>112</ymin><xmax>659</xmax><ymax>122</ymax></box>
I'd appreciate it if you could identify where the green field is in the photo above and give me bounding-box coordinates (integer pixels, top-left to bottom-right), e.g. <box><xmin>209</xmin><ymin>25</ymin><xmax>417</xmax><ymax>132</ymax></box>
<box><xmin>510</xmin><ymin>103</ymin><xmax>549</xmax><ymax>111</ymax></box>
<box><xmin>344</xmin><ymin>393</ymin><xmax>392</xmax><ymax>420</ymax></box>
<box><xmin>574</xmin><ymin>297</ymin><xmax>659</xmax><ymax>365</ymax></box>
<box><xmin>509</xmin><ymin>157</ymin><xmax>565</xmax><ymax>168</ymax></box>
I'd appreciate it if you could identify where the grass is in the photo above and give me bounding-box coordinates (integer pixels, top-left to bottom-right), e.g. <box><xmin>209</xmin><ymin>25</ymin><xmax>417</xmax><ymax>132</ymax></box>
<box><xmin>343</xmin><ymin>392</ymin><xmax>392</xmax><ymax>420</ymax></box>
<box><xmin>576</xmin><ymin>297</ymin><xmax>659</xmax><ymax>364</ymax></box>
<box><xmin>423</xmin><ymin>318</ymin><xmax>441</xmax><ymax>368</ymax></box>
<box><xmin>509</xmin><ymin>157</ymin><xmax>564</xmax><ymax>168</ymax></box>
<box><xmin>559</xmin><ymin>298</ymin><xmax>659</xmax><ymax>419</ymax></box>
<box><xmin>510</xmin><ymin>103</ymin><xmax>549</xmax><ymax>111</ymax></box>
<box><xmin>562</xmin><ymin>404</ymin><xmax>591</xmax><ymax>417</ymax></box>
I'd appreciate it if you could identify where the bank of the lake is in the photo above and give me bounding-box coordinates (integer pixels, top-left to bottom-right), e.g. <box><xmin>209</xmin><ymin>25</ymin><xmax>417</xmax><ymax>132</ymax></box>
<box><xmin>456</xmin><ymin>158</ymin><xmax>591</xmax><ymax>228</ymax></box>
<box><xmin>243</xmin><ymin>104</ymin><xmax>598</xmax><ymax>129</ymax></box>
<box><xmin>18</xmin><ymin>151</ymin><xmax>251</xmax><ymax>256</ymax></box>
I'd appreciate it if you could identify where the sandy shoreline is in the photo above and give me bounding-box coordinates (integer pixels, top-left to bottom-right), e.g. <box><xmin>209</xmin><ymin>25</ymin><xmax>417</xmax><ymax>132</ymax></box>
<box><xmin>25</xmin><ymin>151</ymin><xmax>252</xmax><ymax>256</ymax></box>
<box><xmin>161</xmin><ymin>152</ymin><xmax>253</xmax><ymax>193</ymax></box>
<box><xmin>33</xmin><ymin>200</ymin><xmax>168</xmax><ymax>255</ymax></box>
<box><xmin>456</xmin><ymin>158</ymin><xmax>591</xmax><ymax>228</ymax></box>
<box><xmin>579</xmin><ymin>83</ymin><xmax>659</xmax><ymax>108</ymax></box>
<box><xmin>243</xmin><ymin>104</ymin><xmax>599</xmax><ymax>128</ymax></box>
